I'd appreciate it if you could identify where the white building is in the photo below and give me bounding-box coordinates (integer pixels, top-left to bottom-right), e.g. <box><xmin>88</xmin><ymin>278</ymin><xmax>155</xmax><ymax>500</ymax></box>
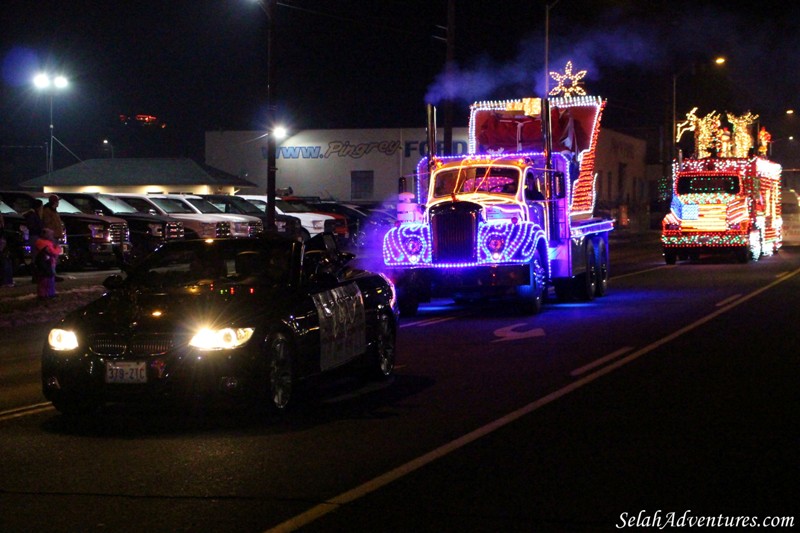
<box><xmin>205</xmin><ymin>127</ymin><xmax>647</xmax><ymax>207</ymax></box>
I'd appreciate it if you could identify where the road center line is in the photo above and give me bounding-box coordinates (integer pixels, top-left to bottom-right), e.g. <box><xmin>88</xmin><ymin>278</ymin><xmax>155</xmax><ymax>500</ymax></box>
<box><xmin>570</xmin><ymin>346</ymin><xmax>634</xmax><ymax>376</ymax></box>
<box><xmin>715</xmin><ymin>294</ymin><xmax>742</xmax><ymax>307</ymax></box>
<box><xmin>264</xmin><ymin>264</ymin><xmax>800</xmax><ymax>533</ymax></box>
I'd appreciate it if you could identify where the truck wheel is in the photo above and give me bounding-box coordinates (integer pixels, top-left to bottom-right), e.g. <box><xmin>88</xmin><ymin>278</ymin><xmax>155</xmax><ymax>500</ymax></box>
<box><xmin>397</xmin><ymin>289</ymin><xmax>419</xmax><ymax>317</ymax></box>
<box><xmin>517</xmin><ymin>248</ymin><xmax>546</xmax><ymax>314</ymax></box>
<box><xmin>595</xmin><ymin>239</ymin><xmax>609</xmax><ymax>297</ymax></box>
<box><xmin>664</xmin><ymin>249</ymin><xmax>677</xmax><ymax>265</ymax></box>
<box><xmin>749</xmin><ymin>231</ymin><xmax>763</xmax><ymax>262</ymax></box>
<box><xmin>581</xmin><ymin>241</ymin><xmax>597</xmax><ymax>301</ymax></box>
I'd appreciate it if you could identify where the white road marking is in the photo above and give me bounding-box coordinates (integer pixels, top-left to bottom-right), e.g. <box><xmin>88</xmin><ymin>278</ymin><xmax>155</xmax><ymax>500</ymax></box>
<box><xmin>400</xmin><ymin>316</ymin><xmax>456</xmax><ymax>328</ymax></box>
<box><xmin>264</xmin><ymin>264</ymin><xmax>800</xmax><ymax>533</ymax></box>
<box><xmin>715</xmin><ymin>294</ymin><xmax>742</xmax><ymax>307</ymax></box>
<box><xmin>491</xmin><ymin>324</ymin><xmax>545</xmax><ymax>343</ymax></box>
<box><xmin>570</xmin><ymin>346</ymin><xmax>634</xmax><ymax>376</ymax></box>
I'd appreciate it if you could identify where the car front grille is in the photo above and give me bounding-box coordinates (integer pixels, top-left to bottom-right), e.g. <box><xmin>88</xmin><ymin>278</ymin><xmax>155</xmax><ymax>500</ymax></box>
<box><xmin>90</xmin><ymin>333</ymin><xmax>175</xmax><ymax>357</ymax></box>
<box><xmin>215</xmin><ymin>222</ymin><xmax>231</xmax><ymax>238</ymax></box>
<box><xmin>248</xmin><ymin>221</ymin><xmax>264</xmax><ymax>236</ymax></box>
<box><xmin>165</xmin><ymin>221</ymin><xmax>185</xmax><ymax>240</ymax></box>
<box><xmin>431</xmin><ymin>209</ymin><xmax>477</xmax><ymax>263</ymax></box>
<box><xmin>109</xmin><ymin>223</ymin><xmax>129</xmax><ymax>244</ymax></box>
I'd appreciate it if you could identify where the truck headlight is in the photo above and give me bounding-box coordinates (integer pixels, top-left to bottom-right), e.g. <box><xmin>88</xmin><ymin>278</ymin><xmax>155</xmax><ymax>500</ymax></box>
<box><xmin>148</xmin><ymin>223</ymin><xmax>164</xmax><ymax>237</ymax></box>
<box><xmin>88</xmin><ymin>224</ymin><xmax>106</xmax><ymax>240</ymax></box>
<box><xmin>189</xmin><ymin>327</ymin><xmax>254</xmax><ymax>350</ymax></box>
<box><xmin>48</xmin><ymin>328</ymin><xmax>79</xmax><ymax>351</ymax></box>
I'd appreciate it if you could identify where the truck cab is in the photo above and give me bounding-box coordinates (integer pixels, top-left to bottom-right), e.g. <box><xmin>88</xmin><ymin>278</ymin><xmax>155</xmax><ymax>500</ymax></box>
<box><xmin>383</xmin><ymin>86</ymin><xmax>613</xmax><ymax>316</ymax></box>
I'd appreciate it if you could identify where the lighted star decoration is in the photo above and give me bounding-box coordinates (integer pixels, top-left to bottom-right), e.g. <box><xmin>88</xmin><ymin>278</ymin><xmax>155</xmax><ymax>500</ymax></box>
<box><xmin>549</xmin><ymin>61</ymin><xmax>587</xmax><ymax>98</ymax></box>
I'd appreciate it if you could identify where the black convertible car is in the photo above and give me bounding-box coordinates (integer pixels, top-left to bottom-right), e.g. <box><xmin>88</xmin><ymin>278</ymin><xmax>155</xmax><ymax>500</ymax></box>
<box><xmin>42</xmin><ymin>233</ymin><xmax>398</xmax><ymax>415</ymax></box>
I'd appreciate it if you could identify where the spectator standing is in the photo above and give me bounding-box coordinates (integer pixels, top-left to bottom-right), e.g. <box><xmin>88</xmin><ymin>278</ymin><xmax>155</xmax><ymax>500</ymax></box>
<box><xmin>34</xmin><ymin>228</ymin><xmax>61</xmax><ymax>300</ymax></box>
<box><xmin>24</xmin><ymin>199</ymin><xmax>44</xmax><ymax>245</ymax></box>
<box><xmin>0</xmin><ymin>213</ymin><xmax>14</xmax><ymax>287</ymax></box>
<box><xmin>24</xmin><ymin>199</ymin><xmax>44</xmax><ymax>282</ymax></box>
<box><xmin>41</xmin><ymin>195</ymin><xmax>65</xmax><ymax>281</ymax></box>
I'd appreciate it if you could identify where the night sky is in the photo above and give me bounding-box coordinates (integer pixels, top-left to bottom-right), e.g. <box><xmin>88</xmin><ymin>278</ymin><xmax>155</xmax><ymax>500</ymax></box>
<box><xmin>1</xmin><ymin>0</ymin><xmax>798</xmax><ymax>171</ymax></box>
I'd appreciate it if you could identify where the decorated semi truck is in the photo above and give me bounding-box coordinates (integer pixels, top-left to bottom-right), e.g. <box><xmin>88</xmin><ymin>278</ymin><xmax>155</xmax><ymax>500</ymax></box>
<box><xmin>382</xmin><ymin>64</ymin><xmax>614</xmax><ymax>316</ymax></box>
<box><xmin>662</xmin><ymin>108</ymin><xmax>783</xmax><ymax>264</ymax></box>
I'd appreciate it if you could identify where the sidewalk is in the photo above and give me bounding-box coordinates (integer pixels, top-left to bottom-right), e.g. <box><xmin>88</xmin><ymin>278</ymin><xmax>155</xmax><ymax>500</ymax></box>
<box><xmin>0</xmin><ymin>273</ymin><xmax>107</xmax><ymax>329</ymax></box>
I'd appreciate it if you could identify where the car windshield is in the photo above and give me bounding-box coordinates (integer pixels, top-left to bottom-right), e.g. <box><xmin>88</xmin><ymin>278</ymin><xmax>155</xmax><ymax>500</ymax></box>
<box><xmin>95</xmin><ymin>195</ymin><xmax>140</xmax><ymax>213</ymax></box>
<box><xmin>676</xmin><ymin>174</ymin><xmax>740</xmax><ymax>195</ymax></box>
<box><xmin>150</xmin><ymin>198</ymin><xmax>195</xmax><ymax>214</ymax></box>
<box><xmin>0</xmin><ymin>200</ymin><xmax>15</xmax><ymax>214</ymax></box>
<box><xmin>184</xmin><ymin>197</ymin><xmax>223</xmax><ymax>214</ymax></box>
<box><xmin>51</xmin><ymin>198</ymin><xmax>84</xmax><ymax>214</ymax></box>
<box><xmin>130</xmin><ymin>240</ymin><xmax>294</xmax><ymax>288</ymax></box>
<box><xmin>432</xmin><ymin>166</ymin><xmax>520</xmax><ymax>198</ymax></box>
<box><xmin>276</xmin><ymin>199</ymin><xmax>313</xmax><ymax>213</ymax></box>
<box><xmin>222</xmin><ymin>196</ymin><xmax>263</xmax><ymax>214</ymax></box>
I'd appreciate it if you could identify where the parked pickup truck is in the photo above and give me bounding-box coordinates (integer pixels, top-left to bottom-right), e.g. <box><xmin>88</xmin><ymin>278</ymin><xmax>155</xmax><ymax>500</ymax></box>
<box><xmin>0</xmin><ymin>190</ymin><xmax>131</xmax><ymax>270</ymax></box>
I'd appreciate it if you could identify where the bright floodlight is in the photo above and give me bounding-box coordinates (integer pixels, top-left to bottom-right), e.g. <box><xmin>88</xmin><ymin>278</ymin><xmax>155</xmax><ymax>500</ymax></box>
<box><xmin>273</xmin><ymin>126</ymin><xmax>288</xmax><ymax>140</ymax></box>
<box><xmin>33</xmin><ymin>73</ymin><xmax>68</xmax><ymax>90</ymax></box>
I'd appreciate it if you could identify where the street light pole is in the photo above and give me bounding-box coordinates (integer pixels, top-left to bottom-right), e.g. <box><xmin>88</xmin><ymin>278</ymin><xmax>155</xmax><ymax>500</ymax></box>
<box><xmin>257</xmin><ymin>0</ymin><xmax>277</xmax><ymax>232</ymax></box>
<box><xmin>33</xmin><ymin>73</ymin><xmax>68</xmax><ymax>177</ymax></box>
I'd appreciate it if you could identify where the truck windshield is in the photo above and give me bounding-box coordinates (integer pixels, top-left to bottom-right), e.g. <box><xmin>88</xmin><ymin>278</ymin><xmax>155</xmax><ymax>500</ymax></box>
<box><xmin>432</xmin><ymin>167</ymin><xmax>519</xmax><ymax>198</ymax></box>
<box><xmin>96</xmin><ymin>195</ymin><xmax>139</xmax><ymax>213</ymax></box>
<box><xmin>677</xmin><ymin>174</ymin><xmax>739</xmax><ymax>195</ymax></box>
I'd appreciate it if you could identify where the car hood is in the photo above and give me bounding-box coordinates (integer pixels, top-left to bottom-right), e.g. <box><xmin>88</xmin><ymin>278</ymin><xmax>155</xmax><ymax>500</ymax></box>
<box><xmin>62</xmin><ymin>283</ymin><xmax>283</xmax><ymax>336</ymax></box>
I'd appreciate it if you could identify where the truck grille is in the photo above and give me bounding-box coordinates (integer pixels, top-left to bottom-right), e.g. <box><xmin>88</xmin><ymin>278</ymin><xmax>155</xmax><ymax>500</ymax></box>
<box><xmin>165</xmin><ymin>221</ymin><xmax>185</xmax><ymax>240</ymax></box>
<box><xmin>215</xmin><ymin>222</ymin><xmax>232</xmax><ymax>238</ymax></box>
<box><xmin>431</xmin><ymin>209</ymin><xmax>477</xmax><ymax>262</ymax></box>
<box><xmin>109</xmin><ymin>222</ymin><xmax>129</xmax><ymax>244</ymax></box>
<box><xmin>90</xmin><ymin>333</ymin><xmax>174</xmax><ymax>356</ymax></box>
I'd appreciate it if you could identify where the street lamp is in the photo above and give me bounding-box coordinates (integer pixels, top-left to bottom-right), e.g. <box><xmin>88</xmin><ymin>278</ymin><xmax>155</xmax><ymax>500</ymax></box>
<box><xmin>103</xmin><ymin>139</ymin><xmax>115</xmax><ymax>158</ymax></box>
<box><xmin>671</xmin><ymin>57</ymin><xmax>725</xmax><ymax>159</ymax></box>
<box><xmin>33</xmin><ymin>72</ymin><xmax>68</xmax><ymax>176</ymax></box>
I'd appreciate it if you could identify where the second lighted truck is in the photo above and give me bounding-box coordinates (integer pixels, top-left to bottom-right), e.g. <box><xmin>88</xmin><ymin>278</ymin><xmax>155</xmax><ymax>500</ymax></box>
<box><xmin>383</xmin><ymin>67</ymin><xmax>614</xmax><ymax>316</ymax></box>
<box><xmin>662</xmin><ymin>109</ymin><xmax>783</xmax><ymax>263</ymax></box>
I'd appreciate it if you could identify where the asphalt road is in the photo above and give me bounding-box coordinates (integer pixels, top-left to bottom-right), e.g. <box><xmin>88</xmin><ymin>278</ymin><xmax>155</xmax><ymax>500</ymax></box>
<box><xmin>0</xmin><ymin>233</ymin><xmax>797</xmax><ymax>532</ymax></box>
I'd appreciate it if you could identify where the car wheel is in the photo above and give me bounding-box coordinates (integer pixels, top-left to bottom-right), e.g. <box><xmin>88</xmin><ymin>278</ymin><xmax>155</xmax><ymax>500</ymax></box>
<box><xmin>266</xmin><ymin>332</ymin><xmax>295</xmax><ymax>411</ymax></box>
<box><xmin>367</xmin><ymin>313</ymin><xmax>396</xmax><ymax>380</ymax></box>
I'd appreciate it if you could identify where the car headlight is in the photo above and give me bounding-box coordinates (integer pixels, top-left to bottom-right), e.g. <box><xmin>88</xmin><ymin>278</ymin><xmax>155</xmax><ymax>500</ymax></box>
<box><xmin>48</xmin><ymin>328</ymin><xmax>79</xmax><ymax>351</ymax></box>
<box><xmin>148</xmin><ymin>222</ymin><xmax>164</xmax><ymax>237</ymax></box>
<box><xmin>189</xmin><ymin>327</ymin><xmax>254</xmax><ymax>350</ymax></box>
<box><xmin>88</xmin><ymin>224</ymin><xmax>106</xmax><ymax>240</ymax></box>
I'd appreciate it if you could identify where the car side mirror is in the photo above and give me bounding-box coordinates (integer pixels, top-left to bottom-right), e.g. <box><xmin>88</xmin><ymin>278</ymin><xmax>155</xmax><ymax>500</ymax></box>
<box><xmin>103</xmin><ymin>274</ymin><xmax>125</xmax><ymax>290</ymax></box>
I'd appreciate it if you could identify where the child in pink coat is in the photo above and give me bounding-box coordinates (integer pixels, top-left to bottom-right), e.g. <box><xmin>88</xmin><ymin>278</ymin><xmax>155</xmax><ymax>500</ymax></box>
<box><xmin>34</xmin><ymin>228</ymin><xmax>62</xmax><ymax>300</ymax></box>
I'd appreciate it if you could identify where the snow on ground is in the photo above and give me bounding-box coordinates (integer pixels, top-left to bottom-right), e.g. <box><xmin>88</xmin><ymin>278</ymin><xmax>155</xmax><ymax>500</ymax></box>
<box><xmin>0</xmin><ymin>286</ymin><xmax>106</xmax><ymax>329</ymax></box>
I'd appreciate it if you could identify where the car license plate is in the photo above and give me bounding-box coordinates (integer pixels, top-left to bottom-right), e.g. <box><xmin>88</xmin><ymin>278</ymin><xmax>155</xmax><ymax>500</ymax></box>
<box><xmin>105</xmin><ymin>361</ymin><xmax>147</xmax><ymax>384</ymax></box>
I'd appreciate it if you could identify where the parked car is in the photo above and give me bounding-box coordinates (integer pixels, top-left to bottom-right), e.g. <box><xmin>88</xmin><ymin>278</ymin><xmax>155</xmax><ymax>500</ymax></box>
<box><xmin>199</xmin><ymin>193</ymin><xmax>303</xmax><ymax>240</ymax></box>
<box><xmin>152</xmin><ymin>194</ymin><xmax>264</xmax><ymax>238</ymax></box>
<box><xmin>0</xmin><ymin>191</ymin><xmax>132</xmax><ymax>270</ymax></box>
<box><xmin>238</xmin><ymin>194</ymin><xmax>334</xmax><ymax>241</ymax></box>
<box><xmin>315</xmin><ymin>201</ymin><xmax>396</xmax><ymax>249</ymax></box>
<box><xmin>1</xmin><ymin>200</ymin><xmax>28</xmax><ymax>274</ymax></box>
<box><xmin>781</xmin><ymin>188</ymin><xmax>800</xmax><ymax>246</ymax></box>
<box><xmin>280</xmin><ymin>196</ymin><xmax>349</xmax><ymax>242</ymax></box>
<box><xmin>53</xmin><ymin>192</ymin><xmax>185</xmax><ymax>263</ymax></box>
<box><xmin>42</xmin><ymin>232</ymin><xmax>398</xmax><ymax>415</ymax></box>
<box><xmin>113</xmin><ymin>193</ymin><xmax>233</xmax><ymax>240</ymax></box>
